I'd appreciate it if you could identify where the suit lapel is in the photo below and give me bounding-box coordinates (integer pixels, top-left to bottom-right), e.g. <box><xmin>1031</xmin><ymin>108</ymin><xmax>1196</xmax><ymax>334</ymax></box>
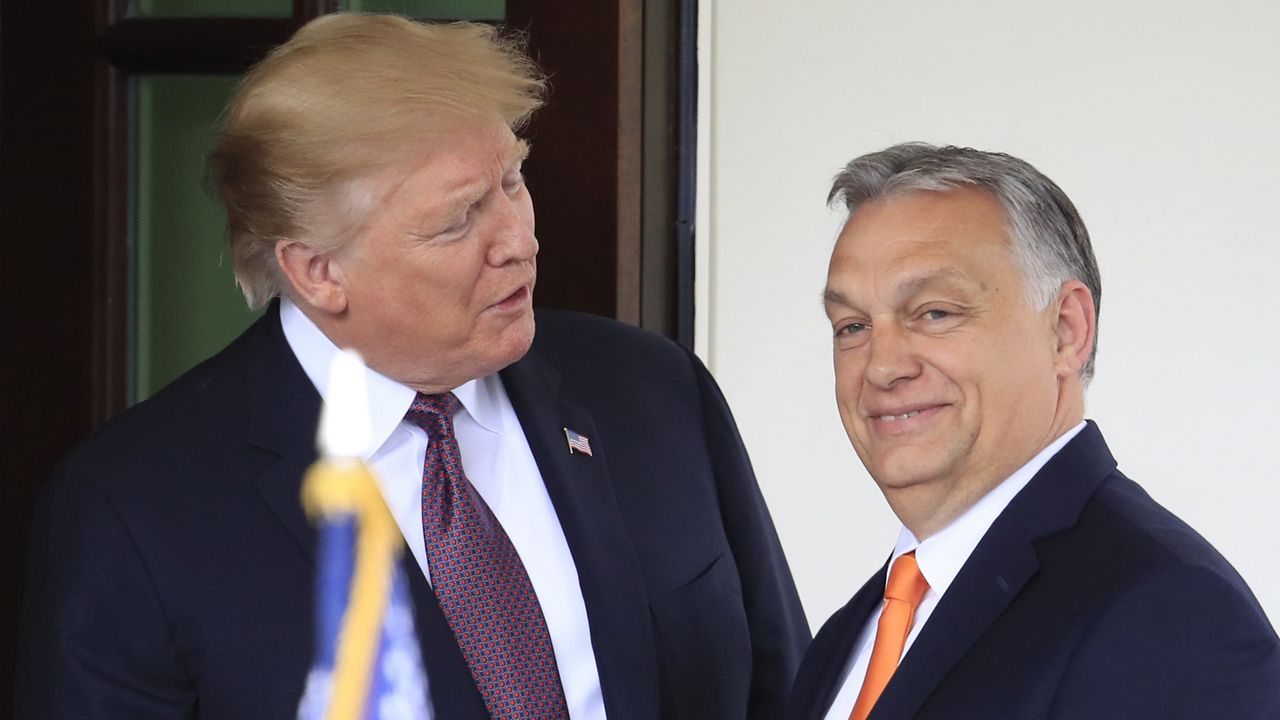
<box><xmin>253</xmin><ymin>445</ymin><xmax>321</xmax><ymax>560</ymax></box>
<box><xmin>869</xmin><ymin>422</ymin><xmax>1118</xmax><ymax>720</ymax></box>
<box><xmin>799</xmin><ymin>565</ymin><xmax>889</xmax><ymax>720</ymax></box>
<box><xmin>501</xmin><ymin>354</ymin><xmax>661</xmax><ymax>720</ymax></box>
<box><xmin>870</xmin><ymin>525</ymin><xmax>1039</xmax><ymax>720</ymax></box>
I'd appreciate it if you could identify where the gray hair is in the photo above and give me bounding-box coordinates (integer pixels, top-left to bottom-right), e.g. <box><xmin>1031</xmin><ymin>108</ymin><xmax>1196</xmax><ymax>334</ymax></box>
<box><xmin>828</xmin><ymin>142</ymin><xmax>1101</xmax><ymax>381</ymax></box>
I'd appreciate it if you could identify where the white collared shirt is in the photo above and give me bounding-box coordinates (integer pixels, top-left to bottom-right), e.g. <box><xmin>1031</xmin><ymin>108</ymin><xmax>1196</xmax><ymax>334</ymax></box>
<box><xmin>822</xmin><ymin>422</ymin><xmax>1087</xmax><ymax>720</ymax></box>
<box><xmin>280</xmin><ymin>298</ymin><xmax>606</xmax><ymax>719</ymax></box>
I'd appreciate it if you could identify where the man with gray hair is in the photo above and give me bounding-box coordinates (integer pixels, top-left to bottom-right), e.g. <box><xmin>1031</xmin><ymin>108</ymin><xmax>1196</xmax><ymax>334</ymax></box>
<box><xmin>787</xmin><ymin>143</ymin><xmax>1280</xmax><ymax>719</ymax></box>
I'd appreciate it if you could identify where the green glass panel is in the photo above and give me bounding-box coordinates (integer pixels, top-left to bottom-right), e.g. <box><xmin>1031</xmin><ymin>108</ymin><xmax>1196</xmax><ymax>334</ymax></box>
<box><xmin>132</xmin><ymin>0</ymin><xmax>290</xmax><ymax>17</ymax></box>
<box><xmin>134</xmin><ymin>75</ymin><xmax>261</xmax><ymax>402</ymax></box>
<box><xmin>342</xmin><ymin>0</ymin><xmax>505</xmax><ymax>20</ymax></box>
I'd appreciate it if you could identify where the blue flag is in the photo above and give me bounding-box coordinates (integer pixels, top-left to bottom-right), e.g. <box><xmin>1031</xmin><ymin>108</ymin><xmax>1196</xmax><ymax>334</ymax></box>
<box><xmin>298</xmin><ymin>462</ymin><xmax>430</xmax><ymax>720</ymax></box>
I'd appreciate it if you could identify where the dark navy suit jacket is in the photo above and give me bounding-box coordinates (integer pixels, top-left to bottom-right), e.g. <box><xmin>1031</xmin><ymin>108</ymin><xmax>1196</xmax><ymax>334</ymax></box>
<box><xmin>16</xmin><ymin>304</ymin><xmax>810</xmax><ymax>719</ymax></box>
<box><xmin>788</xmin><ymin>422</ymin><xmax>1280</xmax><ymax>720</ymax></box>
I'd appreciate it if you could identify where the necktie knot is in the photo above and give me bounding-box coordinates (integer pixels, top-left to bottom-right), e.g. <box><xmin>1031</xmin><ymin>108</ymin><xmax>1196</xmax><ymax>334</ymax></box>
<box><xmin>884</xmin><ymin>552</ymin><xmax>929</xmax><ymax>607</ymax></box>
<box><xmin>405</xmin><ymin>392</ymin><xmax>461</xmax><ymax>435</ymax></box>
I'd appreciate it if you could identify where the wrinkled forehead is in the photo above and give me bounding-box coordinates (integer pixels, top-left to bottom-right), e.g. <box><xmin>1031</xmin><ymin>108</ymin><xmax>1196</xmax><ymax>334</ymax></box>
<box><xmin>386</xmin><ymin>121</ymin><xmax>528</xmax><ymax>190</ymax></box>
<box><xmin>307</xmin><ymin>118</ymin><xmax>528</xmax><ymax>245</ymax></box>
<box><xmin>834</xmin><ymin>188</ymin><xmax>1013</xmax><ymax>260</ymax></box>
<box><xmin>825</xmin><ymin>188</ymin><xmax>1020</xmax><ymax>300</ymax></box>
<box><xmin>334</xmin><ymin>109</ymin><xmax>523</xmax><ymax>174</ymax></box>
<box><xmin>332</xmin><ymin>115</ymin><xmax>523</xmax><ymax>191</ymax></box>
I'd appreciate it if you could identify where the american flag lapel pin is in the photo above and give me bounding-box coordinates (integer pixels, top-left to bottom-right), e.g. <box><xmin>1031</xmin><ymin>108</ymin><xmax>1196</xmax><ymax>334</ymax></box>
<box><xmin>563</xmin><ymin>427</ymin><xmax>593</xmax><ymax>457</ymax></box>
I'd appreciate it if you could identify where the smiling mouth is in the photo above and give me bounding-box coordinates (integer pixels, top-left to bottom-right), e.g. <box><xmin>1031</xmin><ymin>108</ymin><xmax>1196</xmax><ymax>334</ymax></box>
<box><xmin>866</xmin><ymin>404</ymin><xmax>948</xmax><ymax>429</ymax></box>
<box><xmin>877</xmin><ymin>410</ymin><xmax>923</xmax><ymax>422</ymax></box>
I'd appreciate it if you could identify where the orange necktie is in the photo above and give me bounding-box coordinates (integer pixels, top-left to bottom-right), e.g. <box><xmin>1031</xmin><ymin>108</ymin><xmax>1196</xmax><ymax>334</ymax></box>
<box><xmin>849</xmin><ymin>552</ymin><xmax>930</xmax><ymax>720</ymax></box>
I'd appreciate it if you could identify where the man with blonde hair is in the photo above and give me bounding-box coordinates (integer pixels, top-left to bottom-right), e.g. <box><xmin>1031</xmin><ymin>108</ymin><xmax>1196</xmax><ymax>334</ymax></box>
<box><xmin>17</xmin><ymin>14</ymin><xmax>808</xmax><ymax>719</ymax></box>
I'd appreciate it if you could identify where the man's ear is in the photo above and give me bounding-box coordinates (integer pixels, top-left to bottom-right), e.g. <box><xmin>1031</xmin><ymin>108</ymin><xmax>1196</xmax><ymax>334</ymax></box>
<box><xmin>274</xmin><ymin>240</ymin><xmax>348</xmax><ymax>314</ymax></box>
<box><xmin>1052</xmin><ymin>279</ymin><xmax>1096</xmax><ymax>378</ymax></box>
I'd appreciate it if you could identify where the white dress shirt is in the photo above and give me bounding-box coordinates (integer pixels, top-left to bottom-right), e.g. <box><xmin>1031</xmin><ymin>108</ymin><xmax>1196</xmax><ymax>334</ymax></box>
<box><xmin>281</xmin><ymin>298</ymin><xmax>606</xmax><ymax>719</ymax></box>
<box><xmin>822</xmin><ymin>422</ymin><xmax>1087</xmax><ymax>720</ymax></box>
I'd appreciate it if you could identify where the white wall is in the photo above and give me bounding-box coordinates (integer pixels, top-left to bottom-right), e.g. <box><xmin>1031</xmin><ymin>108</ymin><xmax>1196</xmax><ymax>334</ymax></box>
<box><xmin>698</xmin><ymin>0</ymin><xmax>1280</xmax><ymax>629</ymax></box>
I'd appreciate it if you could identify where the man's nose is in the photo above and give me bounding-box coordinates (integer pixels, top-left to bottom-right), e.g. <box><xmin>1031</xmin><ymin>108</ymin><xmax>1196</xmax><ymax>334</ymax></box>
<box><xmin>864</xmin><ymin>323</ymin><xmax>922</xmax><ymax>390</ymax></box>
<box><xmin>486</xmin><ymin>198</ymin><xmax>538</xmax><ymax>266</ymax></box>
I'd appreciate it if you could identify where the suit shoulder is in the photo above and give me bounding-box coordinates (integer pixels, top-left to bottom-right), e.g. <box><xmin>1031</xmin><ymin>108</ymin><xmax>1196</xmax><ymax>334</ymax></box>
<box><xmin>533</xmin><ymin>308</ymin><xmax>685</xmax><ymax>351</ymax></box>
<box><xmin>531</xmin><ymin>308</ymin><xmax>696</xmax><ymax>375</ymax></box>
<box><xmin>1051</xmin><ymin>471</ymin><xmax>1274</xmax><ymax>631</ymax></box>
<box><xmin>54</xmin><ymin>320</ymin><xmax>265</xmax><ymax>494</ymax></box>
<box><xmin>1085</xmin><ymin>473</ymin><xmax>1248</xmax><ymax>578</ymax></box>
<box><xmin>1024</xmin><ymin>469</ymin><xmax>1280</xmax><ymax>715</ymax></box>
<box><xmin>1054</xmin><ymin>556</ymin><xmax>1280</xmax><ymax>717</ymax></box>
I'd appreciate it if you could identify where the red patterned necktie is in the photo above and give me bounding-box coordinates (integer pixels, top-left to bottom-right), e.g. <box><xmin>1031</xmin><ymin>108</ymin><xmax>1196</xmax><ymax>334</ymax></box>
<box><xmin>406</xmin><ymin>392</ymin><xmax>569</xmax><ymax>719</ymax></box>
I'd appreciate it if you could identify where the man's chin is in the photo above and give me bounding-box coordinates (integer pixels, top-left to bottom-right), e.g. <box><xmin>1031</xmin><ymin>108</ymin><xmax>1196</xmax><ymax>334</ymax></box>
<box><xmin>489</xmin><ymin>313</ymin><xmax>536</xmax><ymax>371</ymax></box>
<box><xmin>867</xmin><ymin>454</ymin><xmax>950</xmax><ymax>493</ymax></box>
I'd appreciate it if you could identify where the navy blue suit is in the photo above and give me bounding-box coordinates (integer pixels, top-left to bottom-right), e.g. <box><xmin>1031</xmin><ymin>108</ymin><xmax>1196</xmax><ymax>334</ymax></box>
<box><xmin>788</xmin><ymin>422</ymin><xmax>1280</xmax><ymax>719</ymax></box>
<box><xmin>16</xmin><ymin>303</ymin><xmax>809</xmax><ymax>719</ymax></box>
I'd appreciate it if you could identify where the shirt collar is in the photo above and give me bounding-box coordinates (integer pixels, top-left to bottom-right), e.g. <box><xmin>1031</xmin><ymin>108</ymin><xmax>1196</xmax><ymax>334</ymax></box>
<box><xmin>889</xmin><ymin>421</ymin><xmax>1087</xmax><ymax>597</ymax></box>
<box><xmin>451</xmin><ymin>374</ymin><xmax>506</xmax><ymax>434</ymax></box>
<box><xmin>278</xmin><ymin>297</ymin><xmax>504</xmax><ymax>458</ymax></box>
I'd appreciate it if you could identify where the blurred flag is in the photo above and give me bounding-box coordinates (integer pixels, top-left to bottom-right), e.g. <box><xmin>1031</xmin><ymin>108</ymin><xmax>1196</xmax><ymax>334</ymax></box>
<box><xmin>297</xmin><ymin>350</ymin><xmax>430</xmax><ymax>720</ymax></box>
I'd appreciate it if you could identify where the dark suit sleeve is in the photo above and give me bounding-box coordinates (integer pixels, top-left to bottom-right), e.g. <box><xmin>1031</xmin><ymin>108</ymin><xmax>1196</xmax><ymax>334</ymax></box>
<box><xmin>691</xmin><ymin>353</ymin><xmax>812</xmax><ymax>719</ymax></box>
<box><xmin>15</xmin><ymin>465</ymin><xmax>195</xmax><ymax>719</ymax></box>
<box><xmin>1049</xmin><ymin>562</ymin><xmax>1280</xmax><ymax>719</ymax></box>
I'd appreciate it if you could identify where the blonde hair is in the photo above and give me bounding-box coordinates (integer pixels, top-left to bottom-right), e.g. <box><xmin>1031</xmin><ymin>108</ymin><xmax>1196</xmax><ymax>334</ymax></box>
<box><xmin>207</xmin><ymin>14</ymin><xmax>546</xmax><ymax>309</ymax></box>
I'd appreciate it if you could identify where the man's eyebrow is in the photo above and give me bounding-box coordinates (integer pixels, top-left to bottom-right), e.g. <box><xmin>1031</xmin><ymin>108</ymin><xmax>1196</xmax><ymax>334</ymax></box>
<box><xmin>508</xmin><ymin>139</ymin><xmax>531</xmax><ymax>168</ymax></box>
<box><xmin>441</xmin><ymin>142</ymin><xmax>528</xmax><ymax>214</ymax></box>
<box><xmin>436</xmin><ymin>141</ymin><xmax>531</xmax><ymax>215</ymax></box>
<box><xmin>822</xmin><ymin>288</ymin><xmax>854</xmax><ymax>310</ymax></box>
<box><xmin>445</xmin><ymin>182</ymin><xmax>488</xmax><ymax>215</ymax></box>
<box><xmin>440</xmin><ymin>139</ymin><xmax>529</xmax><ymax>212</ymax></box>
